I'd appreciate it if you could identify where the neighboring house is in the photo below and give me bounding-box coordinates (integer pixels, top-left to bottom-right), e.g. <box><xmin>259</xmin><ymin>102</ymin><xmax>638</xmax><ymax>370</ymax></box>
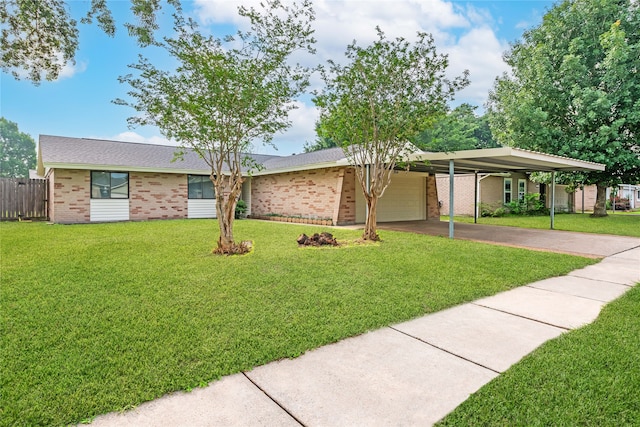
<box><xmin>37</xmin><ymin>135</ymin><xmax>441</xmax><ymax>224</ymax></box>
<box><xmin>575</xmin><ymin>183</ymin><xmax>640</xmax><ymax>211</ymax></box>
<box><xmin>436</xmin><ymin>173</ymin><xmax>573</xmax><ymax>216</ymax></box>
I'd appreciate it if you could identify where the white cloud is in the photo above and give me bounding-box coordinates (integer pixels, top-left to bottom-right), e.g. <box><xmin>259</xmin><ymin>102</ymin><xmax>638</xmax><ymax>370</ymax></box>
<box><xmin>186</xmin><ymin>0</ymin><xmax>511</xmax><ymax>151</ymax></box>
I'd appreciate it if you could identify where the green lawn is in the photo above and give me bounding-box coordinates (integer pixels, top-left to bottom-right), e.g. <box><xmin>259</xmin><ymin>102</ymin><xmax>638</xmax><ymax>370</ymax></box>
<box><xmin>443</xmin><ymin>213</ymin><xmax>640</xmax><ymax>237</ymax></box>
<box><xmin>438</xmin><ymin>284</ymin><xmax>640</xmax><ymax>426</ymax></box>
<box><xmin>1</xmin><ymin>219</ymin><xmax>596</xmax><ymax>425</ymax></box>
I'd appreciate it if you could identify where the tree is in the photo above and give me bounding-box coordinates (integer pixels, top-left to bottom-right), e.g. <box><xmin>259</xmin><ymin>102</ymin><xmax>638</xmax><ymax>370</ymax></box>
<box><xmin>488</xmin><ymin>0</ymin><xmax>640</xmax><ymax>216</ymax></box>
<box><xmin>1</xmin><ymin>0</ymin><xmax>180</xmax><ymax>84</ymax></box>
<box><xmin>304</xmin><ymin>122</ymin><xmax>338</xmax><ymax>152</ymax></box>
<box><xmin>116</xmin><ymin>0</ymin><xmax>315</xmax><ymax>254</ymax></box>
<box><xmin>0</xmin><ymin>117</ymin><xmax>36</xmax><ymax>178</ymax></box>
<box><xmin>314</xmin><ymin>28</ymin><xmax>469</xmax><ymax>241</ymax></box>
<box><xmin>414</xmin><ymin>103</ymin><xmax>499</xmax><ymax>152</ymax></box>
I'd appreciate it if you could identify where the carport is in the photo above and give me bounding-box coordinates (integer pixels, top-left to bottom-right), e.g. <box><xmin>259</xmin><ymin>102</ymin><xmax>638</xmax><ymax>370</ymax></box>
<box><xmin>404</xmin><ymin>147</ymin><xmax>606</xmax><ymax>239</ymax></box>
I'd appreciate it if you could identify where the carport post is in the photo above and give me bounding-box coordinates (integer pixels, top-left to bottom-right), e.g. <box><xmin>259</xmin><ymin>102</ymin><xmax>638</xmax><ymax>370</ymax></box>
<box><xmin>550</xmin><ymin>171</ymin><xmax>556</xmax><ymax>230</ymax></box>
<box><xmin>474</xmin><ymin>171</ymin><xmax>478</xmax><ymax>224</ymax></box>
<box><xmin>449</xmin><ymin>159</ymin><xmax>455</xmax><ymax>239</ymax></box>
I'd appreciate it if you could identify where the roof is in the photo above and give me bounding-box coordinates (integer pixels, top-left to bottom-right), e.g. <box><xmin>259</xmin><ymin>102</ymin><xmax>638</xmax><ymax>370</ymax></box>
<box><xmin>37</xmin><ymin>135</ymin><xmax>282</xmax><ymax>176</ymax></box>
<box><xmin>38</xmin><ymin>135</ymin><xmax>605</xmax><ymax>177</ymax></box>
<box><xmin>406</xmin><ymin>147</ymin><xmax>605</xmax><ymax>174</ymax></box>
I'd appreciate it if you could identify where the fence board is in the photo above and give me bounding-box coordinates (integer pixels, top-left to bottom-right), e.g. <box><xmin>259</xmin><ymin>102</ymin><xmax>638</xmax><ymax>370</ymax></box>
<box><xmin>0</xmin><ymin>178</ymin><xmax>48</xmax><ymax>220</ymax></box>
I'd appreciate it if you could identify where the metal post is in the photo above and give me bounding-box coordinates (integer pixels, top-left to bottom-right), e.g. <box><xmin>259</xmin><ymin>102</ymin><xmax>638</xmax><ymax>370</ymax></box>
<box><xmin>474</xmin><ymin>171</ymin><xmax>478</xmax><ymax>224</ymax></box>
<box><xmin>449</xmin><ymin>159</ymin><xmax>455</xmax><ymax>239</ymax></box>
<box><xmin>550</xmin><ymin>171</ymin><xmax>556</xmax><ymax>230</ymax></box>
<box><xmin>581</xmin><ymin>183</ymin><xmax>585</xmax><ymax>214</ymax></box>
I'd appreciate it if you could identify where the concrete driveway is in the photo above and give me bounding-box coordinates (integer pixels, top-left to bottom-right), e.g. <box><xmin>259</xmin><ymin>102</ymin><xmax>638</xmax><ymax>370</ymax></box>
<box><xmin>377</xmin><ymin>220</ymin><xmax>640</xmax><ymax>258</ymax></box>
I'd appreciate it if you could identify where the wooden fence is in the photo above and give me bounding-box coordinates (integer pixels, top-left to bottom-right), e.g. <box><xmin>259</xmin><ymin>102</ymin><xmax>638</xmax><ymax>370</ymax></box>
<box><xmin>0</xmin><ymin>178</ymin><xmax>48</xmax><ymax>221</ymax></box>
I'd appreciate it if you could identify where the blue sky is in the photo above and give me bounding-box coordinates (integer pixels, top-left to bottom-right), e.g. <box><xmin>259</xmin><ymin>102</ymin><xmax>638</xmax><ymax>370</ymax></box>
<box><xmin>1</xmin><ymin>0</ymin><xmax>556</xmax><ymax>155</ymax></box>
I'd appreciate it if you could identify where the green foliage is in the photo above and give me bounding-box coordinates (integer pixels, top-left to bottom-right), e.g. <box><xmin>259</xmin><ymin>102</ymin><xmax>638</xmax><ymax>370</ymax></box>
<box><xmin>439</xmin><ymin>285</ymin><xmax>640</xmax><ymax>426</ymax></box>
<box><xmin>0</xmin><ymin>117</ymin><xmax>36</xmax><ymax>177</ymax></box>
<box><xmin>415</xmin><ymin>104</ymin><xmax>500</xmax><ymax>152</ymax></box>
<box><xmin>116</xmin><ymin>0</ymin><xmax>316</xmax><ymax>251</ymax></box>
<box><xmin>488</xmin><ymin>0</ymin><xmax>640</xmax><ymax>190</ymax></box>
<box><xmin>304</xmin><ymin>122</ymin><xmax>339</xmax><ymax>152</ymax></box>
<box><xmin>234</xmin><ymin>199</ymin><xmax>247</xmax><ymax>219</ymax></box>
<box><xmin>0</xmin><ymin>219</ymin><xmax>594</xmax><ymax>425</ymax></box>
<box><xmin>506</xmin><ymin>193</ymin><xmax>548</xmax><ymax>216</ymax></box>
<box><xmin>314</xmin><ymin>27</ymin><xmax>469</xmax><ymax>239</ymax></box>
<box><xmin>0</xmin><ymin>0</ymin><xmax>181</xmax><ymax>84</ymax></box>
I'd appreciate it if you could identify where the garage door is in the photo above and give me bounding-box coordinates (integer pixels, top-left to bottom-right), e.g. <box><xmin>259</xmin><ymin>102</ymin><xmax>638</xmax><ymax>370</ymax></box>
<box><xmin>355</xmin><ymin>172</ymin><xmax>426</xmax><ymax>223</ymax></box>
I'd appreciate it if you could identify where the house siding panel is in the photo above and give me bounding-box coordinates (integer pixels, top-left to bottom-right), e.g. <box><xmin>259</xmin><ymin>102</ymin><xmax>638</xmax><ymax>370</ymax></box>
<box><xmin>188</xmin><ymin>199</ymin><xmax>216</xmax><ymax>218</ymax></box>
<box><xmin>90</xmin><ymin>199</ymin><xmax>129</xmax><ymax>221</ymax></box>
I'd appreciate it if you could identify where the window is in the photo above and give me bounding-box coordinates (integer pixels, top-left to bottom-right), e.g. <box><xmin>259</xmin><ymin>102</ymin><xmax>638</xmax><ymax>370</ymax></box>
<box><xmin>518</xmin><ymin>179</ymin><xmax>527</xmax><ymax>200</ymax></box>
<box><xmin>504</xmin><ymin>178</ymin><xmax>512</xmax><ymax>204</ymax></box>
<box><xmin>91</xmin><ymin>171</ymin><xmax>129</xmax><ymax>199</ymax></box>
<box><xmin>188</xmin><ymin>175</ymin><xmax>215</xmax><ymax>199</ymax></box>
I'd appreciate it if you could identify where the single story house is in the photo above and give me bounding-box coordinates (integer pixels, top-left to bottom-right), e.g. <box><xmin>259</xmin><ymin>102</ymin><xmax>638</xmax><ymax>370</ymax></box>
<box><xmin>37</xmin><ymin>135</ymin><xmax>441</xmax><ymax>225</ymax></box>
<box><xmin>436</xmin><ymin>173</ymin><xmax>574</xmax><ymax>216</ymax></box>
<box><xmin>37</xmin><ymin>136</ymin><xmax>605</xmax><ymax>226</ymax></box>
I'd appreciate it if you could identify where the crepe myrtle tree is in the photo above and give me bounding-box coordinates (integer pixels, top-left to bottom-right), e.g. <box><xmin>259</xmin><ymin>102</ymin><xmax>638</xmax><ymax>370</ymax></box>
<box><xmin>1</xmin><ymin>0</ymin><xmax>181</xmax><ymax>84</ymax></box>
<box><xmin>116</xmin><ymin>0</ymin><xmax>316</xmax><ymax>254</ymax></box>
<box><xmin>314</xmin><ymin>28</ymin><xmax>469</xmax><ymax>241</ymax></box>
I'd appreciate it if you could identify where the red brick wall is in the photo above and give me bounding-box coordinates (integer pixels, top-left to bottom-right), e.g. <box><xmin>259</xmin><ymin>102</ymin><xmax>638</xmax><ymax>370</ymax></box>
<box><xmin>336</xmin><ymin>168</ymin><xmax>356</xmax><ymax>225</ymax></box>
<box><xmin>50</xmin><ymin>169</ymin><xmax>90</xmax><ymax>223</ymax></box>
<box><xmin>251</xmin><ymin>167</ymin><xmax>344</xmax><ymax>221</ymax></box>
<box><xmin>426</xmin><ymin>174</ymin><xmax>440</xmax><ymax>219</ymax></box>
<box><xmin>130</xmin><ymin>172</ymin><xmax>187</xmax><ymax>220</ymax></box>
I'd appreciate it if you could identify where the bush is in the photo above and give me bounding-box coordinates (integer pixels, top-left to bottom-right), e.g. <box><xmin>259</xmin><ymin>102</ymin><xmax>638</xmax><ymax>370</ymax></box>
<box><xmin>235</xmin><ymin>199</ymin><xmax>247</xmax><ymax>219</ymax></box>
<box><xmin>506</xmin><ymin>193</ymin><xmax>548</xmax><ymax>216</ymax></box>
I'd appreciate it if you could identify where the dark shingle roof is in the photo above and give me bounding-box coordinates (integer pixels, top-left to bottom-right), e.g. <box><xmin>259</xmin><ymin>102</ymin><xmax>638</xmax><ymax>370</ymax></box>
<box><xmin>38</xmin><ymin>135</ymin><xmax>345</xmax><ymax>175</ymax></box>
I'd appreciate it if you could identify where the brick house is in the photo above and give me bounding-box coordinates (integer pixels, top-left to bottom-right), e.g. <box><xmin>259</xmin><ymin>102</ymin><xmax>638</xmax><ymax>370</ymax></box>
<box><xmin>436</xmin><ymin>173</ymin><xmax>574</xmax><ymax>216</ymax></box>
<box><xmin>37</xmin><ymin>135</ymin><xmax>441</xmax><ymax>225</ymax></box>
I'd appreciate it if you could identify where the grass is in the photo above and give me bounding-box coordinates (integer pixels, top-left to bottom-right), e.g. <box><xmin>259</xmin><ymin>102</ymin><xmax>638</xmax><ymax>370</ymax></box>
<box><xmin>0</xmin><ymin>219</ymin><xmax>596</xmax><ymax>426</ymax></box>
<box><xmin>442</xmin><ymin>213</ymin><xmax>640</xmax><ymax>237</ymax></box>
<box><xmin>438</xmin><ymin>284</ymin><xmax>640</xmax><ymax>426</ymax></box>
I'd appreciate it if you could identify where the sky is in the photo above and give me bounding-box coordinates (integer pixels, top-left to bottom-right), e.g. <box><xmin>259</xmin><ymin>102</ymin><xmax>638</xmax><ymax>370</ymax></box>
<box><xmin>1</xmin><ymin>0</ymin><xmax>556</xmax><ymax>156</ymax></box>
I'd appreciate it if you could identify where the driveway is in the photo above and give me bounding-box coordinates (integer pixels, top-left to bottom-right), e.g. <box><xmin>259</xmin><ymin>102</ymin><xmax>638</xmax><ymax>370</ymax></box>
<box><xmin>377</xmin><ymin>220</ymin><xmax>640</xmax><ymax>258</ymax></box>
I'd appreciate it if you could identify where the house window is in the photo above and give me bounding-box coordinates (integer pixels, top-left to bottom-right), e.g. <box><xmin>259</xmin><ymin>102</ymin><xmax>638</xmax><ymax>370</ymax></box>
<box><xmin>518</xmin><ymin>179</ymin><xmax>527</xmax><ymax>200</ymax></box>
<box><xmin>188</xmin><ymin>175</ymin><xmax>215</xmax><ymax>199</ymax></box>
<box><xmin>504</xmin><ymin>178</ymin><xmax>512</xmax><ymax>204</ymax></box>
<box><xmin>91</xmin><ymin>171</ymin><xmax>129</xmax><ymax>199</ymax></box>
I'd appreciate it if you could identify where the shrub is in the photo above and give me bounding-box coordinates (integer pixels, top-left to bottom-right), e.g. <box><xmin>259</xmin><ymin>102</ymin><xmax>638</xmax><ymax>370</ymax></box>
<box><xmin>235</xmin><ymin>199</ymin><xmax>247</xmax><ymax>219</ymax></box>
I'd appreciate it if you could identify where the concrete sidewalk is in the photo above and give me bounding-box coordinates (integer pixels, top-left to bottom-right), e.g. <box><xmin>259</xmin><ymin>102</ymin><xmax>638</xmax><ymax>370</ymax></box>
<box><xmin>90</xmin><ymin>247</ymin><xmax>639</xmax><ymax>427</ymax></box>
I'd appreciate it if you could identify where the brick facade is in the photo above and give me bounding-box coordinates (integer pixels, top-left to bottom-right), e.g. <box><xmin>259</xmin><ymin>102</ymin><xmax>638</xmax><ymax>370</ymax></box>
<box><xmin>49</xmin><ymin>169</ymin><xmax>91</xmax><ymax>223</ymax></box>
<box><xmin>251</xmin><ymin>166</ymin><xmax>353</xmax><ymax>224</ymax></box>
<box><xmin>336</xmin><ymin>168</ymin><xmax>356</xmax><ymax>225</ymax></box>
<box><xmin>426</xmin><ymin>174</ymin><xmax>440</xmax><ymax>219</ymax></box>
<box><xmin>130</xmin><ymin>172</ymin><xmax>187</xmax><ymax>220</ymax></box>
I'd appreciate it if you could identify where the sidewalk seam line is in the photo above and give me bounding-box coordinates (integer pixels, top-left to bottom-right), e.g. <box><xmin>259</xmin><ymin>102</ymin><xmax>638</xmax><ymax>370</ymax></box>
<box><xmin>388</xmin><ymin>326</ymin><xmax>501</xmax><ymax>375</ymax></box>
<box><xmin>242</xmin><ymin>372</ymin><xmax>306</xmax><ymax>427</ymax></box>
<box><xmin>471</xmin><ymin>303</ymin><xmax>572</xmax><ymax>331</ymax></box>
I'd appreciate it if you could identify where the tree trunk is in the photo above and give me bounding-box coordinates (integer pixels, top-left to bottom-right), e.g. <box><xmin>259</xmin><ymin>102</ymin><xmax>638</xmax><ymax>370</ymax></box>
<box><xmin>214</xmin><ymin>174</ymin><xmax>245</xmax><ymax>254</ymax></box>
<box><xmin>363</xmin><ymin>195</ymin><xmax>380</xmax><ymax>241</ymax></box>
<box><xmin>591</xmin><ymin>184</ymin><xmax>608</xmax><ymax>217</ymax></box>
<box><xmin>217</xmin><ymin>194</ymin><xmax>237</xmax><ymax>251</ymax></box>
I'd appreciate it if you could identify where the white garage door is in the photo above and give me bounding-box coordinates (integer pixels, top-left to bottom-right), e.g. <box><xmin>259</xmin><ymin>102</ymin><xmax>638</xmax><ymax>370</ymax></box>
<box><xmin>355</xmin><ymin>172</ymin><xmax>427</xmax><ymax>223</ymax></box>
